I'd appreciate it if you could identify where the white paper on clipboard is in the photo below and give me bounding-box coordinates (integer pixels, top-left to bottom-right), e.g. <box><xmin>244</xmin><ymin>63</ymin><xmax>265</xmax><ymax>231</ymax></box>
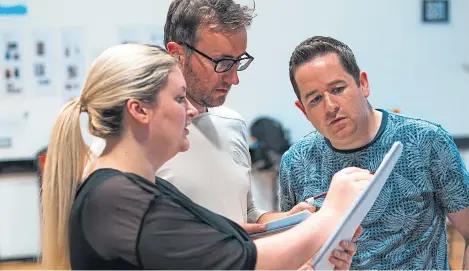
<box><xmin>311</xmin><ymin>141</ymin><xmax>404</xmax><ymax>270</ymax></box>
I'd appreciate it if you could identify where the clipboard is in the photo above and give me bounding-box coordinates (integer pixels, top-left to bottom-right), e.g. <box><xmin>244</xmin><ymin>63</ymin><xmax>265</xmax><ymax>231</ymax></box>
<box><xmin>311</xmin><ymin>141</ymin><xmax>404</xmax><ymax>270</ymax></box>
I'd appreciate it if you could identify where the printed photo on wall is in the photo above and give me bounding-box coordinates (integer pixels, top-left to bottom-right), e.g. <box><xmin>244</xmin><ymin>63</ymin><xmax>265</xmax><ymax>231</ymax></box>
<box><xmin>0</xmin><ymin>31</ymin><xmax>25</xmax><ymax>97</ymax></box>
<box><xmin>143</xmin><ymin>26</ymin><xmax>164</xmax><ymax>47</ymax></box>
<box><xmin>118</xmin><ymin>26</ymin><xmax>143</xmax><ymax>45</ymax></box>
<box><xmin>61</xmin><ymin>28</ymin><xmax>85</xmax><ymax>102</ymax></box>
<box><xmin>31</xmin><ymin>29</ymin><xmax>54</xmax><ymax>96</ymax></box>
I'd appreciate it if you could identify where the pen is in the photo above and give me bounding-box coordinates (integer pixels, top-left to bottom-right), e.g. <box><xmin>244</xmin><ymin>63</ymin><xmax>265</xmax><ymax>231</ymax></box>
<box><xmin>312</xmin><ymin>191</ymin><xmax>328</xmax><ymax>200</ymax></box>
<box><xmin>308</xmin><ymin>170</ymin><xmax>376</xmax><ymax>203</ymax></box>
<box><xmin>305</xmin><ymin>192</ymin><xmax>327</xmax><ymax>206</ymax></box>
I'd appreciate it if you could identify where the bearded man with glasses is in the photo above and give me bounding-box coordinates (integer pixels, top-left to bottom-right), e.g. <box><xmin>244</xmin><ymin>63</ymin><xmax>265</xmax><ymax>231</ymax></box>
<box><xmin>157</xmin><ymin>0</ymin><xmax>318</xmax><ymax>233</ymax></box>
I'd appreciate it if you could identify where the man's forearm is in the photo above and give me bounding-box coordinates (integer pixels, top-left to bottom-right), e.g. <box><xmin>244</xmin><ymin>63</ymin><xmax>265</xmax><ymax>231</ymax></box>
<box><xmin>257</xmin><ymin>201</ymin><xmax>318</xmax><ymax>223</ymax></box>
<box><xmin>463</xmin><ymin>241</ymin><xmax>469</xmax><ymax>270</ymax></box>
<box><xmin>257</xmin><ymin>211</ymin><xmax>289</xmax><ymax>223</ymax></box>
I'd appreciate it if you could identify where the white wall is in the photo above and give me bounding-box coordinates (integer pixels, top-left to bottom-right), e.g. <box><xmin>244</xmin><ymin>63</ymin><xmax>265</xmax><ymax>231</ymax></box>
<box><xmin>0</xmin><ymin>0</ymin><xmax>468</xmax><ymax>161</ymax></box>
<box><xmin>226</xmin><ymin>0</ymin><xmax>469</xmax><ymax>142</ymax></box>
<box><xmin>0</xmin><ymin>0</ymin><xmax>173</xmax><ymax>161</ymax></box>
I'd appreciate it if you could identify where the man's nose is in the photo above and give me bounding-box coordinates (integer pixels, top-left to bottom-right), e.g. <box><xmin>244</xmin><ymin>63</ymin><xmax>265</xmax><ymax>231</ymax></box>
<box><xmin>223</xmin><ymin>67</ymin><xmax>239</xmax><ymax>86</ymax></box>
<box><xmin>324</xmin><ymin>93</ymin><xmax>339</xmax><ymax>115</ymax></box>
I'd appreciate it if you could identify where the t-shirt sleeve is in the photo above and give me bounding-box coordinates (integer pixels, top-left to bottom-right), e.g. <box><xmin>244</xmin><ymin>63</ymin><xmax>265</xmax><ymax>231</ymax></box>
<box><xmin>80</xmin><ymin>175</ymin><xmax>154</xmax><ymax>267</ymax></box>
<box><xmin>279</xmin><ymin>148</ymin><xmax>302</xmax><ymax>212</ymax></box>
<box><xmin>247</xmin><ymin>185</ymin><xmax>267</xmax><ymax>223</ymax></box>
<box><xmin>138</xmin><ymin>196</ymin><xmax>257</xmax><ymax>270</ymax></box>
<box><xmin>430</xmin><ymin>126</ymin><xmax>469</xmax><ymax>213</ymax></box>
<box><xmin>231</xmin><ymin>118</ymin><xmax>267</xmax><ymax>223</ymax></box>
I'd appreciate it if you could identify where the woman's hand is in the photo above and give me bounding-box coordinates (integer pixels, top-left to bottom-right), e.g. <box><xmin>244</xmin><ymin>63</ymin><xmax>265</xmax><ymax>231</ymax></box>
<box><xmin>320</xmin><ymin>167</ymin><xmax>372</xmax><ymax>218</ymax></box>
<box><xmin>297</xmin><ymin>226</ymin><xmax>363</xmax><ymax>270</ymax></box>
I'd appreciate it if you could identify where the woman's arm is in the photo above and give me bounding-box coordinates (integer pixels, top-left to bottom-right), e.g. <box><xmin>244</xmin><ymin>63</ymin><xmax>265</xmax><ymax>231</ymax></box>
<box><xmin>254</xmin><ymin>211</ymin><xmax>338</xmax><ymax>270</ymax></box>
<box><xmin>254</xmin><ymin>167</ymin><xmax>371</xmax><ymax>270</ymax></box>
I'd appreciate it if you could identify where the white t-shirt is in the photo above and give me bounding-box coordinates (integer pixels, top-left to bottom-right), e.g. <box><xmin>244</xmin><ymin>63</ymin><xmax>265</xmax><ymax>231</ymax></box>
<box><xmin>157</xmin><ymin>106</ymin><xmax>266</xmax><ymax>224</ymax></box>
<box><xmin>88</xmin><ymin>106</ymin><xmax>266</xmax><ymax>224</ymax></box>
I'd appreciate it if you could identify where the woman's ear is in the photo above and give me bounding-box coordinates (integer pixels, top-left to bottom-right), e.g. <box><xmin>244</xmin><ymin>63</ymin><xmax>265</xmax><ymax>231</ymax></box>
<box><xmin>126</xmin><ymin>99</ymin><xmax>150</xmax><ymax>124</ymax></box>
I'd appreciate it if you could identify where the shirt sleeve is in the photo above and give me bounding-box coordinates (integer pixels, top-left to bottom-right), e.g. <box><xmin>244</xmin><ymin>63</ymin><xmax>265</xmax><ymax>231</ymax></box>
<box><xmin>430</xmin><ymin>126</ymin><xmax>469</xmax><ymax>213</ymax></box>
<box><xmin>80</xmin><ymin>175</ymin><xmax>153</xmax><ymax>267</ymax></box>
<box><xmin>138</xmin><ymin>196</ymin><xmax>257</xmax><ymax>270</ymax></box>
<box><xmin>233</xmin><ymin>119</ymin><xmax>267</xmax><ymax>223</ymax></box>
<box><xmin>278</xmin><ymin>148</ymin><xmax>302</xmax><ymax>212</ymax></box>
<box><xmin>247</xmin><ymin>185</ymin><xmax>267</xmax><ymax>223</ymax></box>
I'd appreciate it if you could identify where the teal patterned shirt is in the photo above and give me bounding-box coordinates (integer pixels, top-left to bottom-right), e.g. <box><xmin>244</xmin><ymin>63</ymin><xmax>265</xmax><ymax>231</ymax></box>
<box><xmin>279</xmin><ymin>109</ymin><xmax>469</xmax><ymax>270</ymax></box>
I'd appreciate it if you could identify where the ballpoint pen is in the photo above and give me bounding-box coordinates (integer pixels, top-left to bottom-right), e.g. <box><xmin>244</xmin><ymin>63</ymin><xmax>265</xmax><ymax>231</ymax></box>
<box><xmin>311</xmin><ymin>191</ymin><xmax>328</xmax><ymax>200</ymax></box>
<box><xmin>305</xmin><ymin>191</ymin><xmax>327</xmax><ymax>205</ymax></box>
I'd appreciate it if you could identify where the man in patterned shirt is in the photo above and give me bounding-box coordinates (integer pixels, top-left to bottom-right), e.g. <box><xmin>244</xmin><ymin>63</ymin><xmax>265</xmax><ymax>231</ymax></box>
<box><xmin>279</xmin><ymin>36</ymin><xmax>469</xmax><ymax>269</ymax></box>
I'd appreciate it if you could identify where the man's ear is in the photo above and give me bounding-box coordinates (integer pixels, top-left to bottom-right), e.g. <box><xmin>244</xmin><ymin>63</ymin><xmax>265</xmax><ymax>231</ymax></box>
<box><xmin>295</xmin><ymin>100</ymin><xmax>307</xmax><ymax>117</ymax></box>
<box><xmin>166</xmin><ymin>42</ymin><xmax>185</xmax><ymax>62</ymax></box>
<box><xmin>359</xmin><ymin>71</ymin><xmax>370</xmax><ymax>98</ymax></box>
<box><xmin>126</xmin><ymin>99</ymin><xmax>150</xmax><ymax>124</ymax></box>
<box><xmin>166</xmin><ymin>42</ymin><xmax>183</xmax><ymax>55</ymax></box>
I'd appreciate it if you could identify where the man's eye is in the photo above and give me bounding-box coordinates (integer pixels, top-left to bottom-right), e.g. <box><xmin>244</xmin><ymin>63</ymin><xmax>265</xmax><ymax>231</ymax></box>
<box><xmin>310</xmin><ymin>96</ymin><xmax>322</xmax><ymax>105</ymax></box>
<box><xmin>331</xmin><ymin>87</ymin><xmax>345</xmax><ymax>94</ymax></box>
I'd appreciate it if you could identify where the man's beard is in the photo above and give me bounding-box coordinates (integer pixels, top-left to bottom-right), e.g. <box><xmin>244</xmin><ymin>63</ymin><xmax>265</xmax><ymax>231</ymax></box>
<box><xmin>184</xmin><ymin>64</ymin><xmax>223</xmax><ymax>108</ymax></box>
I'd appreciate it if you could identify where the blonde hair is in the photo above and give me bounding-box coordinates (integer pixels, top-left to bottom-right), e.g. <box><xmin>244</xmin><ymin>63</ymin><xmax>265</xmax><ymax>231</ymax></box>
<box><xmin>40</xmin><ymin>43</ymin><xmax>178</xmax><ymax>269</ymax></box>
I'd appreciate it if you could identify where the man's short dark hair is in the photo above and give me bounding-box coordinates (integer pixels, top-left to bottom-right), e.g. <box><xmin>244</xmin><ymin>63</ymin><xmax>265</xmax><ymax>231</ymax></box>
<box><xmin>164</xmin><ymin>0</ymin><xmax>255</xmax><ymax>49</ymax></box>
<box><xmin>289</xmin><ymin>36</ymin><xmax>361</xmax><ymax>101</ymax></box>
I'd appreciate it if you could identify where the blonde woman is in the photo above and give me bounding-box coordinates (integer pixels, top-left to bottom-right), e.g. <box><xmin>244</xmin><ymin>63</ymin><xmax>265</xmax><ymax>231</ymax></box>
<box><xmin>41</xmin><ymin>43</ymin><xmax>372</xmax><ymax>270</ymax></box>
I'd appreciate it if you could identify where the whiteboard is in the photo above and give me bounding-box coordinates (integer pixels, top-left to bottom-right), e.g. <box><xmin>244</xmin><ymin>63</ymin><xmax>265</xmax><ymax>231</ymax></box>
<box><xmin>0</xmin><ymin>173</ymin><xmax>41</xmax><ymax>260</ymax></box>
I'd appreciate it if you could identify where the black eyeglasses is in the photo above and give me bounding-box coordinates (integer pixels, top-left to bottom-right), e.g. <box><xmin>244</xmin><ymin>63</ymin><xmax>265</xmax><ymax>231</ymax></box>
<box><xmin>180</xmin><ymin>42</ymin><xmax>254</xmax><ymax>73</ymax></box>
